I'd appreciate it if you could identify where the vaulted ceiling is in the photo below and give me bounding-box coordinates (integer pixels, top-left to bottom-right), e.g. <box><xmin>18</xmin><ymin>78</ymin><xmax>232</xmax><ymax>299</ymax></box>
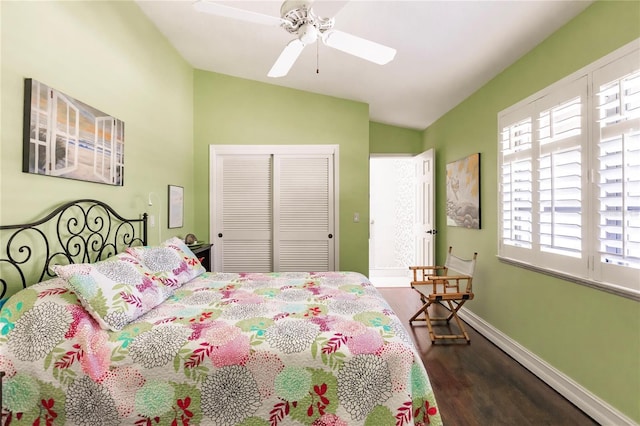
<box><xmin>136</xmin><ymin>0</ymin><xmax>593</xmax><ymax>130</ymax></box>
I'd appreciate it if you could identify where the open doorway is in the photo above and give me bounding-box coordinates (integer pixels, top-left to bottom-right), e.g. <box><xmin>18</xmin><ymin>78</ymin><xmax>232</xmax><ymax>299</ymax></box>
<box><xmin>369</xmin><ymin>156</ymin><xmax>416</xmax><ymax>287</ymax></box>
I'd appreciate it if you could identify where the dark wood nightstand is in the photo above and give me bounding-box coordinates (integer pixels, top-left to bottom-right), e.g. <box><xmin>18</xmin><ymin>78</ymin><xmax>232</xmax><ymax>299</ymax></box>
<box><xmin>189</xmin><ymin>244</ymin><xmax>213</xmax><ymax>272</ymax></box>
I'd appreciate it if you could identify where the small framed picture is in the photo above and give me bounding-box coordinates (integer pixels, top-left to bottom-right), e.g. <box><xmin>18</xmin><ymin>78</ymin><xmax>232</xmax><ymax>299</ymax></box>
<box><xmin>168</xmin><ymin>185</ymin><xmax>184</xmax><ymax>228</ymax></box>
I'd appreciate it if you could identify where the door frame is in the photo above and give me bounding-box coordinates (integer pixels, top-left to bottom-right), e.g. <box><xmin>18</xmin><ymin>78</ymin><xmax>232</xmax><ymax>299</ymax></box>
<box><xmin>369</xmin><ymin>154</ymin><xmax>416</xmax><ymax>278</ymax></box>
<box><xmin>368</xmin><ymin>150</ymin><xmax>435</xmax><ymax>278</ymax></box>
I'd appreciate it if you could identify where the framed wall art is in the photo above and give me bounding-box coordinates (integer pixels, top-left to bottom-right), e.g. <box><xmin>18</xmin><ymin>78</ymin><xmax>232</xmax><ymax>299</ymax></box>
<box><xmin>168</xmin><ymin>185</ymin><xmax>184</xmax><ymax>229</ymax></box>
<box><xmin>22</xmin><ymin>79</ymin><xmax>125</xmax><ymax>186</ymax></box>
<box><xmin>446</xmin><ymin>153</ymin><xmax>481</xmax><ymax>229</ymax></box>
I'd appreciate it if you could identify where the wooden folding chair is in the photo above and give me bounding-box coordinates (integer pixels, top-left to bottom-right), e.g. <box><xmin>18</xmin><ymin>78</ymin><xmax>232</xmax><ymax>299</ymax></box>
<box><xmin>409</xmin><ymin>247</ymin><xmax>477</xmax><ymax>344</ymax></box>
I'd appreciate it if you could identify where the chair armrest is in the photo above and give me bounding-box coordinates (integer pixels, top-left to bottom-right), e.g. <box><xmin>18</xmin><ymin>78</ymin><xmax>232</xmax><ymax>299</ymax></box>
<box><xmin>409</xmin><ymin>265</ymin><xmax>446</xmax><ymax>271</ymax></box>
<box><xmin>426</xmin><ymin>274</ymin><xmax>473</xmax><ymax>293</ymax></box>
<box><xmin>427</xmin><ymin>274</ymin><xmax>471</xmax><ymax>281</ymax></box>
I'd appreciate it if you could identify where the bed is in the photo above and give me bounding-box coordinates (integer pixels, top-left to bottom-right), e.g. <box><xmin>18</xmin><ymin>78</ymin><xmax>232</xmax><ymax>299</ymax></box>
<box><xmin>0</xmin><ymin>199</ymin><xmax>441</xmax><ymax>425</ymax></box>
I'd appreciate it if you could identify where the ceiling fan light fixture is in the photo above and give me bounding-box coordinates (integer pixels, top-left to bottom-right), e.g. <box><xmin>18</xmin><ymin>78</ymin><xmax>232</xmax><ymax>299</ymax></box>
<box><xmin>298</xmin><ymin>23</ymin><xmax>319</xmax><ymax>45</ymax></box>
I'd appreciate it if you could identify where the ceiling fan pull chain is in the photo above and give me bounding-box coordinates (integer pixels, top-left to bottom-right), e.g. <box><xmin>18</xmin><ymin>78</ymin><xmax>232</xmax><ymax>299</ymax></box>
<box><xmin>316</xmin><ymin>40</ymin><xmax>320</xmax><ymax>74</ymax></box>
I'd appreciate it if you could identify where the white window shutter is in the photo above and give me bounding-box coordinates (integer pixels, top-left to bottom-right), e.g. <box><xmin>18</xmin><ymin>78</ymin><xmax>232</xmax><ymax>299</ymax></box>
<box><xmin>499</xmin><ymin>112</ymin><xmax>534</xmax><ymax>258</ymax></box>
<box><xmin>593</xmin><ymin>51</ymin><xmax>640</xmax><ymax>288</ymax></box>
<box><xmin>537</xmin><ymin>95</ymin><xmax>584</xmax><ymax>259</ymax></box>
<box><xmin>497</xmin><ymin>42</ymin><xmax>640</xmax><ymax>296</ymax></box>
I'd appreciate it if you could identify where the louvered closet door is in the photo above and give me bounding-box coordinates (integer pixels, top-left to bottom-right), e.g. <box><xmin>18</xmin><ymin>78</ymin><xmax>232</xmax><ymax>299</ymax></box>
<box><xmin>274</xmin><ymin>155</ymin><xmax>334</xmax><ymax>271</ymax></box>
<box><xmin>215</xmin><ymin>155</ymin><xmax>273</xmax><ymax>272</ymax></box>
<box><xmin>212</xmin><ymin>147</ymin><xmax>337</xmax><ymax>273</ymax></box>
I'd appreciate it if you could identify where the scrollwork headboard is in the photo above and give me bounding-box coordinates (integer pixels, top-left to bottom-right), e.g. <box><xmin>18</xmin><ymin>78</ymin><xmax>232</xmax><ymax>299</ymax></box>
<box><xmin>0</xmin><ymin>199</ymin><xmax>147</xmax><ymax>301</ymax></box>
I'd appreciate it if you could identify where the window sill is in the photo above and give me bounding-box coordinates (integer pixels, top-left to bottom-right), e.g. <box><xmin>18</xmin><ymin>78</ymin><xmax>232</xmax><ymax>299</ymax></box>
<box><xmin>497</xmin><ymin>256</ymin><xmax>640</xmax><ymax>301</ymax></box>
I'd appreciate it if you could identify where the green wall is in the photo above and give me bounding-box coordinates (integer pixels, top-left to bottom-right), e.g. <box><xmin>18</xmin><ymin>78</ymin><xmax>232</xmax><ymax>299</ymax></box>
<box><xmin>422</xmin><ymin>1</ymin><xmax>640</xmax><ymax>421</ymax></box>
<box><xmin>0</xmin><ymin>1</ymin><xmax>194</xmax><ymax>252</ymax></box>
<box><xmin>370</xmin><ymin>121</ymin><xmax>422</xmax><ymax>154</ymax></box>
<box><xmin>192</xmin><ymin>71</ymin><xmax>370</xmax><ymax>274</ymax></box>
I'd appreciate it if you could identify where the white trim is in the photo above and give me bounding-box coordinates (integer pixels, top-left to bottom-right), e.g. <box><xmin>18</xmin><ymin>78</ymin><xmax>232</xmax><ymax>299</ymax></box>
<box><xmin>458</xmin><ymin>308</ymin><xmax>638</xmax><ymax>426</ymax></box>
<box><xmin>210</xmin><ymin>144</ymin><xmax>339</xmax><ymax>155</ymax></box>
<box><xmin>333</xmin><ymin>146</ymin><xmax>340</xmax><ymax>270</ymax></box>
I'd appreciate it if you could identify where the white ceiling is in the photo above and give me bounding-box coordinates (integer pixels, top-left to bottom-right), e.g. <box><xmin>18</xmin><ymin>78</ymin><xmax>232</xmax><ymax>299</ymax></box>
<box><xmin>135</xmin><ymin>0</ymin><xmax>593</xmax><ymax>130</ymax></box>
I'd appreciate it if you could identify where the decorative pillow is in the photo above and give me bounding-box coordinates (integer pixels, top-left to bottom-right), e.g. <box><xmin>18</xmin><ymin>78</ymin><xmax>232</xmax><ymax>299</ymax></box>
<box><xmin>53</xmin><ymin>253</ymin><xmax>170</xmax><ymax>331</ymax></box>
<box><xmin>126</xmin><ymin>237</ymin><xmax>205</xmax><ymax>287</ymax></box>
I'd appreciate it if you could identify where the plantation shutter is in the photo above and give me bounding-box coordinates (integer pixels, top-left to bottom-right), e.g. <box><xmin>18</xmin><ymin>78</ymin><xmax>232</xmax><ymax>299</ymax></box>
<box><xmin>537</xmin><ymin>87</ymin><xmax>585</xmax><ymax>259</ymax></box>
<box><xmin>216</xmin><ymin>155</ymin><xmax>273</xmax><ymax>272</ymax></box>
<box><xmin>499</xmin><ymin>77</ymin><xmax>587</xmax><ymax>273</ymax></box>
<box><xmin>498</xmin><ymin>41</ymin><xmax>640</xmax><ymax>295</ymax></box>
<box><xmin>592</xmin><ymin>52</ymin><xmax>640</xmax><ymax>287</ymax></box>
<box><xmin>500</xmin><ymin>115</ymin><xmax>534</xmax><ymax>251</ymax></box>
<box><xmin>274</xmin><ymin>155</ymin><xmax>334</xmax><ymax>271</ymax></box>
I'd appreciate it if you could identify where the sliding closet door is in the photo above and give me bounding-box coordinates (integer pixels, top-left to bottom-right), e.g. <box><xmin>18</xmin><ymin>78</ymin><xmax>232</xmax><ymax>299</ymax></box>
<box><xmin>214</xmin><ymin>154</ymin><xmax>273</xmax><ymax>272</ymax></box>
<box><xmin>275</xmin><ymin>155</ymin><xmax>334</xmax><ymax>271</ymax></box>
<box><xmin>210</xmin><ymin>145</ymin><xmax>338</xmax><ymax>273</ymax></box>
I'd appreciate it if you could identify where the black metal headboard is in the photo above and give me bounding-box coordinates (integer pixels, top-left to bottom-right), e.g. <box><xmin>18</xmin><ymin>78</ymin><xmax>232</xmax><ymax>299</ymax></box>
<box><xmin>0</xmin><ymin>199</ymin><xmax>147</xmax><ymax>301</ymax></box>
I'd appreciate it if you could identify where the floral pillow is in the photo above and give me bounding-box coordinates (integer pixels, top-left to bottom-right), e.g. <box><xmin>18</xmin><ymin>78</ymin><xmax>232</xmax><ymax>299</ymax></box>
<box><xmin>126</xmin><ymin>237</ymin><xmax>205</xmax><ymax>288</ymax></box>
<box><xmin>53</xmin><ymin>253</ymin><xmax>170</xmax><ymax>331</ymax></box>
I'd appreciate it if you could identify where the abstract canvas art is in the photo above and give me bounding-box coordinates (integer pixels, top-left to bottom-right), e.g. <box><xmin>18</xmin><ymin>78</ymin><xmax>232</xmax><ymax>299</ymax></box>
<box><xmin>446</xmin><ymin>153</ymin><xmax>481</xmax><ymax>229</ymax></box>
<box><xmin>23</xmin><ymin>79</ymin><xmax>124</xmax><ymax>186</ymax></box>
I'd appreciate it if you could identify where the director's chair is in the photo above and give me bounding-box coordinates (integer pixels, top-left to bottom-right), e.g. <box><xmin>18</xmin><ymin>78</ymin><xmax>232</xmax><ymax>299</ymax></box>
<box><xmin>409</xmin><ymin>247</ymin><xmax>477</xmax><ymax>344</ymax></box>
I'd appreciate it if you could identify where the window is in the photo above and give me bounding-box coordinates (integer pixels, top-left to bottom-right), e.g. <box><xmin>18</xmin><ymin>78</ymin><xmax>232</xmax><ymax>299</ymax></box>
<box><xmin>498</xmin><ymin>40</ymin><xmax>640</xmax><ymax>298</ymax></box>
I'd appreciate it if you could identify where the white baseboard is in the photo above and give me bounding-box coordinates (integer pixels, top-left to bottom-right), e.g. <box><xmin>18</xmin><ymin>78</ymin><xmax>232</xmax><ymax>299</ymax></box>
<box><xmin>458</xmin><ymin>308</ymin><xmax>638</xmax><ymax>426</ymax></box>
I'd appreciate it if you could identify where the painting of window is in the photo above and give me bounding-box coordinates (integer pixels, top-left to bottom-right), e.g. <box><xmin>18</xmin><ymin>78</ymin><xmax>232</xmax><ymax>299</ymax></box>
<box><xmin>22</xmin><ymin>79</ymin><xmax>124</xmax><ymax>186</ymax></box>
<box><xmin>446</xmin><ymin>153</ymin><xmax>481</xmax><ymax>229</ymax></box>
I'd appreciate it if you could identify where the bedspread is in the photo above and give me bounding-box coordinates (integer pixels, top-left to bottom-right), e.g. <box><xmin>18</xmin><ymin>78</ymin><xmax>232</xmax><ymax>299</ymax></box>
<box><xmin>0</xmin><ymin>271</ymin><xmax>441</xmax><ymax>426</ymax></box>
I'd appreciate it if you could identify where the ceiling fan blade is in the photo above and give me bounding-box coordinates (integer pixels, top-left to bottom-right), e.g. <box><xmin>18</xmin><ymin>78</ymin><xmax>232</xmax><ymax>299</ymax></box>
<box><xmin>322</xmin><ymin>29</ymin><xmax>396</xmax><ymax>65</ymax></box>
<box><xmin>193</xmin><ymin>1</ymin><xmax>285</xmax><ymax>27</ymax></box>
<box><xmin>268</xmin><ymin>39</ymin><xmax>306</xmax><ymax>78</ymax></box>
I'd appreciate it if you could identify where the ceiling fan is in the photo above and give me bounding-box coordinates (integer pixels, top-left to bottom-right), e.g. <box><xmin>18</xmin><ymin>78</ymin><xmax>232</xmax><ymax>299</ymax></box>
<box><xmin>193</xmin><ymin>0</ymin><xmax>397</xmax><ymax>78</ymax></box>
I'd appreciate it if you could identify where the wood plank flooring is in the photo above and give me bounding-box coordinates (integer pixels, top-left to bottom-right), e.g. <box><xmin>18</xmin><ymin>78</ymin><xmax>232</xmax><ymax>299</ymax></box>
<box><xmin>378</xmin><ymin>287</ymin><xmax>599</xmax><ymax>426</ymax></box>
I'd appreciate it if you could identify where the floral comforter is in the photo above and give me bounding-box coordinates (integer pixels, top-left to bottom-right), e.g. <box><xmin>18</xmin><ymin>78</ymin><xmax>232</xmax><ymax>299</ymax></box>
<box><xmin>0</xmin><ymin>271</ymin><xmax>441</xmax><ymax>426</ymax></box>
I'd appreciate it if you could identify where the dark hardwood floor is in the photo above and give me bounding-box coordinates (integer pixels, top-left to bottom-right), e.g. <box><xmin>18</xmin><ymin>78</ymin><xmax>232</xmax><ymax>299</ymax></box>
<box><xmin>378</xmin><ymin>287</ymin><xmax>599</xmax><ymax>426</ymax></box>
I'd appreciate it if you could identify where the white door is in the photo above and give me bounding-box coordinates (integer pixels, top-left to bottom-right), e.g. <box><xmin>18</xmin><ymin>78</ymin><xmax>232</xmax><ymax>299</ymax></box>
<box><xmin>274</xmin><ymin>155</ymin><xmax>335</xmax><ymax>271</ymax></box>
<box><xmin>214</xmin><ymin>154</ymin><xmax>274</xmax><ymax>272</ymax></box>
<box><xmin>210</xmin><ymin>145</ymin><xmax>339</xmax><ymax>273</ymax></box>
<box><xmin>415</xmin><ymin>149</ymin><xmax>436</xmax><ymax>266</ymax></box>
